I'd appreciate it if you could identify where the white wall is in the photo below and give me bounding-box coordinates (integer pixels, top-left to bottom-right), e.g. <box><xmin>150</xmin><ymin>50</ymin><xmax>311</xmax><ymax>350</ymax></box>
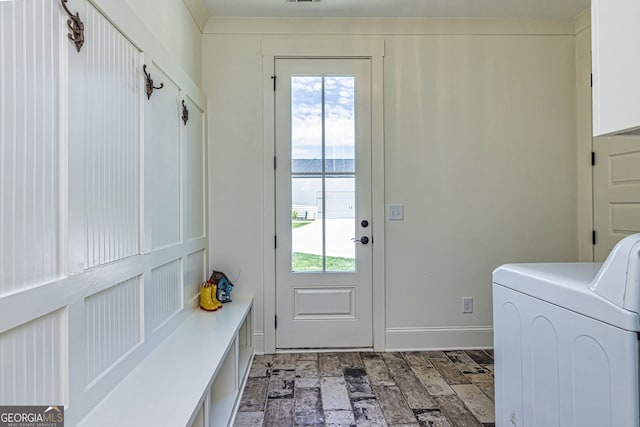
<box><xmin>384</xmin><ymin>32</ymin><xmax>577</xmax><ymax>348</ymax></box>
<box><xmin>203</xmin><ymin>18</ymin><xmax>579</xmax><ymax>352</ymax></box>
<box><xmin>124</xmin><ymin>0</ymin><xmax>202</xmax><ymax>85</ymax></box>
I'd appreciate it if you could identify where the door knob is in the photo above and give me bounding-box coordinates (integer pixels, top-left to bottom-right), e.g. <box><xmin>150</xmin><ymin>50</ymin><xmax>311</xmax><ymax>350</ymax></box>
<box><xmin>352</xmin><ymin>236</ymin><xmax>369</xmax><ymax>245</ymax></box>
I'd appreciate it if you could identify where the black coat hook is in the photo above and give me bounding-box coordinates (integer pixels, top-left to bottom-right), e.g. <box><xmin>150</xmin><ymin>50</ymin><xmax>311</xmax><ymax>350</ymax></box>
<box><xmin>182</xmin><ymin>100</ymin><xmax>189</xmax><ymax>125</ymax></box>
<box><xmin>61</xmin><ymin>0</ymin><xmax>84</xmax><ymax>52</ymax></box>
<box><xmin>143</xmin><ymin>64</ymin><xmax>164</xmax><ymax>99</ymax></box>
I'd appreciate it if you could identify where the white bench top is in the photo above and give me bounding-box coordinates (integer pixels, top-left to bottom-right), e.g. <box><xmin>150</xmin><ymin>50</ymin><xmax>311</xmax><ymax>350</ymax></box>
<box><xmin>78</xmin><ymin>297</ymin><xmax>253</xmax><ymax>427</ymax></box>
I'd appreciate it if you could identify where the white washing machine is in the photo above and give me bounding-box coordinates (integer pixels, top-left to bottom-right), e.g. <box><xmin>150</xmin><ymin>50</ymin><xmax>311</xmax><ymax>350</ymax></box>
<box><xmin>493</xmin><ymin>234</ymin><xmax>640</xmax><ymax>427</ymax></box>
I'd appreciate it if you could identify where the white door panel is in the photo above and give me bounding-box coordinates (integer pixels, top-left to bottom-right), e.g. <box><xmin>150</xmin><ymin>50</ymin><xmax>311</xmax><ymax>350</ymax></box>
<box><xmin>275</xmin><ymin>58</ymin><xmax>372</xmax><ymax>349</ymax></box>
<box><xmin>293</xmin><ymin>286</ymin><xmax>355</xmax><ymax>318</ymax></box>
<box><xmin>593</xmin><ymin>137</ymin><xmax>640</xmax><ymax>261</ymax></box>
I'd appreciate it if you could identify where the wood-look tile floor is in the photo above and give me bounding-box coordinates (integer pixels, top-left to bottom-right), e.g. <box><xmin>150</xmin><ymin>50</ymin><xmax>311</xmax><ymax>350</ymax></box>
<box><xmin>234</xmin><ymin>350</ymin><xmax>494</xmax><ymax>427</ymax></box>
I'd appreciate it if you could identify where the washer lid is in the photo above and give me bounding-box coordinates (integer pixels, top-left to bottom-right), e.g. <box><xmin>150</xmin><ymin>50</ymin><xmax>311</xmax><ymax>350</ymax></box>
<box><xmin>591</xmin><ymin>233</ymin><xmax>640</xmax><ymax>316</ymax></box>
<box><xmin>493</xmin><ymin>234</ymin><xmax>640</xmax><ymax>332</ymax></box>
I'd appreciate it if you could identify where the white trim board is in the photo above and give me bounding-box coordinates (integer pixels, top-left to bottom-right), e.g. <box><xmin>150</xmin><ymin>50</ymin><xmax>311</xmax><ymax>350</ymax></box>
<box><xmin>574</xmin><ymin>8</ymin><xmax>591</xmax><ymax>35</ymax></box>
<box><xmin>205</xmin><ymin>17</ymin><xmax>576</xmax><ymax>36</ymax></box>
<box><xmin>385</xmin><ymin>326</ymin><xmax>494</xmax><ymax>351</ymax></box>
<box><xmin>253</xmin><ymin>331</ymin><xmax>265</xmax><ymax>355</ymax></box>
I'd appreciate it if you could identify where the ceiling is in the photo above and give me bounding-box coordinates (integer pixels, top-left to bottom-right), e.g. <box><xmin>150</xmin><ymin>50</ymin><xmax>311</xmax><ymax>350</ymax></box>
<box><xmin>202</xmin><ymin>0</ymin><xmax>590</xmax><ymax>19</ymax></box>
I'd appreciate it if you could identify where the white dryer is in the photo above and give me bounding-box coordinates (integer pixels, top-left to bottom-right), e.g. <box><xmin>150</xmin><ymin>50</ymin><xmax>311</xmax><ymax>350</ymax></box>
<box><xmin>493</xmin><ymin>234</ymin><xmax>640</xmax><ymax>427</ymax></box>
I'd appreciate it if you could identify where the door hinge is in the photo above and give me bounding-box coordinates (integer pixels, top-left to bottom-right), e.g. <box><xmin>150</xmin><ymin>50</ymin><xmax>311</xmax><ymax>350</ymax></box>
<box><xmin>271</xmin><ymin>75</ymin><xmax>276</xmax><ymax>91</ymax></box>
<box><xmin>592</xmin><ymin>230</ymin><xmax>597</xmax><ymax>245</ymax></box>
<box><xmin>591</xmin><ymin>151</ymin><xmax>596</xmax><ymax>166</ymax></box>
<box><xmin>275</xmin><ymin>315</ymin><xmax>278</xmax><ymax>329</ymax></box>
<box><xmin>590</xmin><ymin>73</ymin><xmax>593</xmax><ymax>88</ymax></box>
<box><xmin>274</xmin><ymin>156</ymin><xmax>277</xmax><ymax>170</ymax></box>
<box><xmin>274</xmin><ymin>235</ymin><xmax>277</xmax><ymax>249</ymax></box>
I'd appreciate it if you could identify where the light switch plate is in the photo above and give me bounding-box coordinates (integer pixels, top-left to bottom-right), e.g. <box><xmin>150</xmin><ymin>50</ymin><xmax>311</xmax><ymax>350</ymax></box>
<box><xmin>463</xmin><ymin>297</ymin><xmax>473</xmax><ymax>314</ymax></box>
<box><xmin>388</xmin><ymin>204</ymin><xmax>404</xmax><ymax>220</ymax></box>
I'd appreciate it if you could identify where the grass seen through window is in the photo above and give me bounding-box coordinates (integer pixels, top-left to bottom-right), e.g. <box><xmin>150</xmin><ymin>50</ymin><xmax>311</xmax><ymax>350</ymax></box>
<box><xmin>292</xmin><ymin>252</ymin><xmax>355</xmax><ymax>271</ymax></box>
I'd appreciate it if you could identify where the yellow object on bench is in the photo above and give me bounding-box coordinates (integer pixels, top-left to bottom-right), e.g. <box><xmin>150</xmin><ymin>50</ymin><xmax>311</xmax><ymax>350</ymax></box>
<box><xmin>199</xmin><ymin>281</ymin><xmax>223</xmax><ymax>311</ymax></box>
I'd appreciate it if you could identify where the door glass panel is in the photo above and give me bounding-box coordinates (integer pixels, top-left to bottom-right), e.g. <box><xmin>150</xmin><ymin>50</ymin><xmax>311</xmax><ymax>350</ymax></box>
<box><xmin>291</xmin><ymin>177</ymin><xmax>322</xmax><ymax>272</ymax></box>
<box><xmin>291</xmin><ymin>76</ymin><xmax>322</xmax><ymax>173</ymax></box>
<box><xmin>325</xmin><ymin>76</ymin><xmax>355</xmax><ymax>171</ymax></box>
<box><xmin>325</xmin><ymin>177</ymin><xmax>356</xmax><ymax>271</ymax></box>
<box><xmin>290</xmin><ymin>75</ymin><xmax>356</xmax><ymax>272</ymax></box>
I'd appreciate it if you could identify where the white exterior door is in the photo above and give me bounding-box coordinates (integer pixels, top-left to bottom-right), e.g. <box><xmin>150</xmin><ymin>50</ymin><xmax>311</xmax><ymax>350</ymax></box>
<box><xmin>275</xmin><ymin>58</ymin><xmax>373</xmax><ymax>349</ymax></box>
<box><xmin>593</xmin><ymin>136</ymin><xmax>640</xmax><ymax>261</ymax></box>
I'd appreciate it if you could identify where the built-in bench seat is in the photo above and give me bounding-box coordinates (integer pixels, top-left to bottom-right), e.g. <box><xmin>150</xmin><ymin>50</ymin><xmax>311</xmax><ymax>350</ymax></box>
<box><xmin>78</xmin><ymin>297</ymin><xmax>254</xmax><ymax>427</ymax></box>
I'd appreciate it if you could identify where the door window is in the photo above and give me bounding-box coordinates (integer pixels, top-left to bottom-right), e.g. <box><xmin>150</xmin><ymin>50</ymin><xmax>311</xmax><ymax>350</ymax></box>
<box><xmin>290</xmin><ymin>75</ymin><xmax>356</xmax><ymax>272</ymax></box>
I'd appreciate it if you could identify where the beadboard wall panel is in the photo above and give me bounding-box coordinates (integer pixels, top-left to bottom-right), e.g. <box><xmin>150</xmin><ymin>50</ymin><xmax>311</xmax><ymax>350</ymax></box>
<box><xmin>0</xmin><ymin>0</ymin><xmax>64</xmax><ymax>296</ymax></box>
<box><xmin>0</xmin><ymin>309</ymin><xmax>66</xmax><ymax>405</ymax></box>
<box><xmin>83</xmin><ymin>4</ymin><xmax>141</xmax><ymax>269</ymax></box>
<box><xmin>184</xmin><ymin>98</ymin><xmax>205</xmax><ymax>241</ymax></box>
<box><xmin>185</xmin><ymin>249</ymin><xmax>206</xmax><ymax>306</ymax></box>
<box><xmin>85</xmin><ymin>276</ymin><xmax>142</xmax><ymax>386</ymax></box>
<box><xmin>147</xmin><ymin>64</ymin><xmax>181</xmax><ymax>250</ymax></box>
<box><xmin>0</xmin><ymin>0</ymin><xmax>207</xmax><ymax>423</ymax></box>
<box><xmin>149</xmin><ymin>260</ymin><xmax>182</xmax><ymax>332</ymax></box>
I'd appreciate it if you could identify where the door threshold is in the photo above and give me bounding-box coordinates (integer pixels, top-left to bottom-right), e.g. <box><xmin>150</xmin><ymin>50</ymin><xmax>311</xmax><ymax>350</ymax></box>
<box><xmin>275</xmin><ymin>347</ymin><xmax>374</xmax><ymax>353</ymax></box>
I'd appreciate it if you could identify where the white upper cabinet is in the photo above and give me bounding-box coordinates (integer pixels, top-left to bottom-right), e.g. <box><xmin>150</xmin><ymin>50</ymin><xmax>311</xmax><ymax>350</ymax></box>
<box><xmin>592</xmin><ymin>0</ymin><xmax>640</xmax><ymax>136</ymax></box>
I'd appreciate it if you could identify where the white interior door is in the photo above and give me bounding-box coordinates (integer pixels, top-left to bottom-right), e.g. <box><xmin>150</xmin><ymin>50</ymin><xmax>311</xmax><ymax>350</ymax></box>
<box><xmin>275</xmin><ymin>58</ymin><xmax>372</xmax><ymax>349</ymax></box>
<box><xmin>593</xmin><ymin>136</ymin><xmax>640</xmax><ymax>261</ymax></box>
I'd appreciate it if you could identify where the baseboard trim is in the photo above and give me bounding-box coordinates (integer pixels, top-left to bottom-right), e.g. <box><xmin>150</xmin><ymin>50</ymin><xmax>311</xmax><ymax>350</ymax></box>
<box><xmin>254</xmin><ymin>331</ymin><xmax>265</xmax><ymax>355</ymax></box>
<box><xmin>255</xmin><ymin>328</ymin><xmax>493</xmax><ymax>354</ymax></box>
<box><xmin>385</xmin><ymin>326</ymin><xmax>494</xmax><ymax>351</ymax></box>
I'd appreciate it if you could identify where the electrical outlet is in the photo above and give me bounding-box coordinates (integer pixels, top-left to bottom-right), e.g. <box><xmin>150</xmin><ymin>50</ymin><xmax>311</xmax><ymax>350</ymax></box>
<box><xmin>463</xmin><ymin>297</ymin><xmax>473</xmax><ymax>314</ymax></box>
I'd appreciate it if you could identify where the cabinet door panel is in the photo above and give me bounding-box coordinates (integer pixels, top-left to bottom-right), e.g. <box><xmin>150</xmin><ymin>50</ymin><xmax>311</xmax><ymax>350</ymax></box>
<box><xmin>592</xmin><ymin>0</ymin><xmax>640</xmax><ymax>136</ymax></box>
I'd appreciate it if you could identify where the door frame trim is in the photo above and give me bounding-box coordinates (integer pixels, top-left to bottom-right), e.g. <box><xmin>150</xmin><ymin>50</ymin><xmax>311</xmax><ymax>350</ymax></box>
<box><xmin>261</xmin><ymin>39</ymin><xmax>385</xmax><ymax>353</ymax></box>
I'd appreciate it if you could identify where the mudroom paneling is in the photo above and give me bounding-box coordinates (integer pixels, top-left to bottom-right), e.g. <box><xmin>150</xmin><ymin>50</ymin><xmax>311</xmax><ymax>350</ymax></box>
<box><xmin>0</xmin><ymin>0</ymin><xmax>65</xmax><ymax>295</ymax></box>
<box><xmin>0</xmin><ymin>0</ymin><xmax>206</xmax><ymax>423</ymax></box>
<box><xmin>82</xmin><ymin>3</ymin><xmax>141</xmax><ymax>269</ymax></box>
